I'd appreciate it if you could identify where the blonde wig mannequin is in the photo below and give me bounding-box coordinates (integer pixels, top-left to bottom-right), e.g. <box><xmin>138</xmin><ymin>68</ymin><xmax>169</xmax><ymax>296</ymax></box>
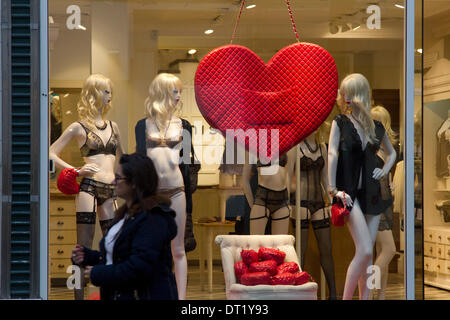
<box><xmin>371</xmin><ymin>106</ymin><xmax>398</xmax><ymax>146</ymax></box>
<box><xmin>337</xmin><ymin>73</ymin><xmax>377</xmax><ymax>145</ymax></box>
<box><xmin>77</xmin><ymin>74</ymin><xmax>113</xmax><ymax>130</ymax></box>
<box><xmin>370</xmin><ymin>105</ymin><xmax>397</xmax><ymax>300</ymax></box>
<box><xmin>144</xmin><ymin>73</ymin><xmax>183</xmax><ymax>130</ymax></box>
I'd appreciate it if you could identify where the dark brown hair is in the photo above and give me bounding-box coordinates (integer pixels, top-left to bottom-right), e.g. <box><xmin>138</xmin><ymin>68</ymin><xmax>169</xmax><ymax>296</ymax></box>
<box><xmin>114</xmin><ymin>153</ymin><xmax>170</xmax><ymax>222</ymax></box>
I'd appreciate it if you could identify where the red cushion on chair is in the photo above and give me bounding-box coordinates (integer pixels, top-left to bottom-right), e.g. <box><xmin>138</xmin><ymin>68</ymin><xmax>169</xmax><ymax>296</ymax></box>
<box><xmin>57</xmin><ymin>168</ymin><xmax>80</xmax><ymax>195</ymax></box>
<box><xmin>249</xmin><ymin>260</ymin><xmax>278</xmax><ymax>276</ymax></box>
<box><xmin>258</xmin><ymin>247</ymin><xmax>286</xmax><ymax>265</ymax></box>
<box><xmin>277</xmin><ymin>262</ymin><xmax>300</xmax><ymax>274</ymax></box>
<box><xmin>240</xmin><ymin>272</ymin><xmax>271</xmax><ymax>286</ymax></box>
<box><xmin>194</xmin><ymin>43</ymin><xmax>338</xmax><ymax>159</ymax></box>
<box><xmin>293</xmin><ymin>271</ymin><xmax>311</xmax><ymax>285</ymax></box>
<box><xmin>234</xmin><ymin>261</ymin><xmax>248</xmax><ymax>283</ymax></box>
<box><xmin>270</xmin><ymin>272</ymin><xmax>296</xmax><ymax>285</ymax></box>
<box><xmin>240</xmin><ymin>249</ymin><xmax>259</xmax><ymax>266</ymax></box>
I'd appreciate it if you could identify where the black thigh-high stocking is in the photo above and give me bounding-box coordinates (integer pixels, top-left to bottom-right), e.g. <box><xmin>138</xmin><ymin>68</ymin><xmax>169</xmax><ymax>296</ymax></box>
<box><xmin>74</xmin><ymin>212</ymin><xmax>96</xmax><ymax>300</ymax></box>
<box><xmin>312</xmin><ymin>218</ymin><xmax>337</xmax><ymax>300</ymax></box>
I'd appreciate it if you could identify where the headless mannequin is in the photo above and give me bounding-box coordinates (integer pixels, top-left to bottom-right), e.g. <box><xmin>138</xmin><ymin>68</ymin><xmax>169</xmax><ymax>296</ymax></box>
<box><xmin>49</xmin><ymin>75</ymin><xmax>123</xmax><ymax>300</ymax></box>
<box><xmin>143</xmin><ymin>74</ymin><xmax>187</xmax><ymax>300</ymax></box>
<box><xmin>287</xmin><ymin>131</ymin><xmax>337</xmax><ymax>299</ymax></box>
<box><xmin>328</xmin><ymin>75</ymin><xmax>396</xmax><ymax>300</ymax></box>
<box><xmin>242</xmin><ymin>150</ymin><xmax>290</xmax><ymax>235</ymax></box>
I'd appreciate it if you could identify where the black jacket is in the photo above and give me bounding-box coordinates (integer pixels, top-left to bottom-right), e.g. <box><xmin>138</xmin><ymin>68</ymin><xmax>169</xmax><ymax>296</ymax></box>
<box><xmin>135</xmin><ymin>118</ymin><xmax>194</xmax><ymax>213</ymax></box>
<box><xmin>80</xmin><ymin>199</ymin><xmax>178</xmax><ymax>300</ymax></box>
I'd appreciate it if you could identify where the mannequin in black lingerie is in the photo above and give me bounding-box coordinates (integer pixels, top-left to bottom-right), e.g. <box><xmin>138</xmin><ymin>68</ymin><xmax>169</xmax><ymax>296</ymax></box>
<box><xmin>287</xmin><ymin>130</ymin><xmax>336</xmax><ymax>299</ymax></box>
<box><xmin>242</xmin><ymin>150</ymin><xmax>291</xmax><ymax>235</ymax></box>
<box><xmin>328</xmin><ymin>73</ymin><xmax>396</xmax><ymax>300</ymax></box>
<box><xmin>49</xmin><ymin>74</ymin><xmax>123</xmax><ymax>300</ymax></box>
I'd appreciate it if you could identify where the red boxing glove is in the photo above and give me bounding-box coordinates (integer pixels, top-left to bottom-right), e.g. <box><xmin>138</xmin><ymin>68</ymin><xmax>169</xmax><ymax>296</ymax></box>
<box><xmin>249</xmin><ymin>260</ymin><xmax>277</xmax><ymax>276</ymax></box>
<box><xmin>277</xmin><ymin>262</ymin><xmax>300</xmax><ymax>274</ymax></box>
<box><xmin>240</xmin><ymin>272</ymin><xmax>271</xmax><ymax>286</ymax></box>
<box><xmin>234</xmin><ymin>261</ymin><xmax>248</xmax><ymax>283</ymax></box>
<box><xmin>258</xmin><ymin>247</ymin><xmax>286</xmax><ymax>265</ymax></box>
<box><xmin>293</xmin><ymin>271</ymin><xmax>311</xmax><ymax>285</ymax></box>
<box><xmin>57</xmin><ymin>168</ymin><xmax>80</xmax><ymax>195</ymax></box>
<box><xmin>270</xmin><ymin>273</ymin><xmax>296</xmax><ymax>285</ymax></box>
<box><xmin>240</xmin><ymin>249</ymin><xmax>259</xmax><ymax>266</ymax></box>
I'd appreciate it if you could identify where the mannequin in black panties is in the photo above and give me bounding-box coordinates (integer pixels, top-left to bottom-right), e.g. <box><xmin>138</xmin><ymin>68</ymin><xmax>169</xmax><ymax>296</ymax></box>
<box><xmin>242</xmin><ymin>150</ymin><xmax>291</xmax><ymax>235</ymax></box>
<box><xmin>49</xmin><ymin>74</ymin><xmax>123</xmax><ymax>299</ymax></box>
<box><xmin>287</xmin><ymin>131</ymin><xmax>336</xmax><ymax>299</ymax></box>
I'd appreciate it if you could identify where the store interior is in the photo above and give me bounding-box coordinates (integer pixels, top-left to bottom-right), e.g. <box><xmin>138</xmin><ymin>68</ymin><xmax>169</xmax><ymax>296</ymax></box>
<box><xmin>46</xmin><ymin>0</ymin><xmax>450</xmax><ymax>300</ymax></box>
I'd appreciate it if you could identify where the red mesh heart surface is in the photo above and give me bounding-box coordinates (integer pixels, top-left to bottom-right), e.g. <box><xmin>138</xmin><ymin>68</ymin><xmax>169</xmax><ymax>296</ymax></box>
<box><xmin>249</xmin><ymin>260</ymin><xmax>278</xmax><ymax>276</ymax></box>
<box><xmin>195</xmin><ymin>43</ymin><xmax>338</xmax><ymax>158</ymax></box>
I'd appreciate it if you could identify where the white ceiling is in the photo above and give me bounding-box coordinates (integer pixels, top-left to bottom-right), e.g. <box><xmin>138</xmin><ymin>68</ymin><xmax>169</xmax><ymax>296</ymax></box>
<box><xmin>49</xmin><ymin>0</ymin><xmax>450</xmax><ymax>51</ymax></box>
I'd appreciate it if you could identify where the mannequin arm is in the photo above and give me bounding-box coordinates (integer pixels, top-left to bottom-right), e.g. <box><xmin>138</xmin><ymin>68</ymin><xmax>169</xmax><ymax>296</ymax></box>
<box><xmin>49</xmin><ymin>122</ymin><xmax>82</xmax><ymax>169</ymax></box>
<box><xmin>112</xmin><ymin>121</ymin><xmax>124</xmax><ymax>158</ymax></box>
<box><xmin>320</xmin><ymin>143</ymin><xmax>332</xmax><ymax>205</ymax></box>
<box><xmin>373</xmin><ymin>133</ymin><xmax>397</xmax><ymax>180</ymax></box>
<box><xmin>285</xmin><ymin>147</ymin><xmax>297</xmax><ymax>197</ymax></box>
<box><xmin>327</xmin><ymin>120</ymin><xmax>340</xmax><ymax>194</ymax></box>
<box><xmin>241</xmin><ymin>161</ymin><xmax>254</xmax><ymax>208</ymax></box>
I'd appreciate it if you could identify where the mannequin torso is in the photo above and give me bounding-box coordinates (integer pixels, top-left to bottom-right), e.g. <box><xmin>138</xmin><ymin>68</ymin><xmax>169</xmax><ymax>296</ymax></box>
<box><xmin>145</xmin><ymin>117</ymin><xmax>184</xmax><ymax>190</ymax></box>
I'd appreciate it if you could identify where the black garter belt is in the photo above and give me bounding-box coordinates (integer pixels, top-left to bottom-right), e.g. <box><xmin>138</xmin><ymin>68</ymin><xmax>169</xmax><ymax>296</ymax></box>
<box><xmin>79</xmin><ymin>177</ymin><xmax>116</xmax><ymax>207</ymax></box>
<box><xmin>251</xmin><ymin>185</ymin><xmax>290</xmax><ymax>221</ymax></box>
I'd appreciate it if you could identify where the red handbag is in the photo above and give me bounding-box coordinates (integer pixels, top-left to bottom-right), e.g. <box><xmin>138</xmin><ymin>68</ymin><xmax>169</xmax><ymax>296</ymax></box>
<box><xmin>331</xmin><ymin>193</ymin><xmax>350</xmax><ymax>227</ymax></box>
<box><xmin>57</xmin><ymin>168</ymin><xmax>80</xmax><ymax>195</ymax></box>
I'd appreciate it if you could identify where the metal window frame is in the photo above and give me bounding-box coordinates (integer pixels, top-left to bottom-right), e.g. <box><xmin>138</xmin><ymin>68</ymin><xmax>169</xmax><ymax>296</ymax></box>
<box><xmin>405</xmin><ymin>0</ymin><xmax>416</xmax><ymax>300</ymax></box>
<box><xmin>39</xmin><ymin>0</ymin><xmax>48</xmax><ymax>300</ymax></box>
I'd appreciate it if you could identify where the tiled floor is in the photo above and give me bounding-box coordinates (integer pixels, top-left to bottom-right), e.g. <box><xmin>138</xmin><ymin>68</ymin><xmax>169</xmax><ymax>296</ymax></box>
<box><xmin>48</xmin><ymin>266</ymin><xmax>450</xmax><ymax>300</ymax></box>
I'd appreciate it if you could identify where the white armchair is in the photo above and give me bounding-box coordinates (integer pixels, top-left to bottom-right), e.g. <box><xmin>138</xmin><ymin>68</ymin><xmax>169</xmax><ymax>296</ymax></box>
<box><xmin>215</xmin><ymin>234</ymin><xmax>317</xmax><ymax>300</ymax></box>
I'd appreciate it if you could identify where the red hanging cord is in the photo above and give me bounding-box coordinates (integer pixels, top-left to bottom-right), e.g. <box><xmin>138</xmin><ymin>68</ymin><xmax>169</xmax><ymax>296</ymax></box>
<box><xmin>230</xmin><ymin>0</ymin><xmax>246</xmax><ymax>44</ymax></box>
<box><xmin>230</xmin><ymin>0</ymin><xmax>300</xmax><ymax>44</ymax></box>
<box><xmin>285</xmin><ymin>0</ymin><xmax>300</xmax><ymax>42</ymax></box>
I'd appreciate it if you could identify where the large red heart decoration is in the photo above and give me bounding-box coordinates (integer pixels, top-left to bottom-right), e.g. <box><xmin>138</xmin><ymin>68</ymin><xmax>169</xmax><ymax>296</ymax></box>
<box><xmin>194</xmin><ymin>42</ymin><xmax>338</xmax><ymax>159</ymax></box>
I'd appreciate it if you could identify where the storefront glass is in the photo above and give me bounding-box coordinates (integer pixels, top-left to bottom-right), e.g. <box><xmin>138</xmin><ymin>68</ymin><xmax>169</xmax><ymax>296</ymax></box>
<box><xmin>46</xmin><ymin>0</ymin><xmax>427</xmax><ymax>300</ymax></box>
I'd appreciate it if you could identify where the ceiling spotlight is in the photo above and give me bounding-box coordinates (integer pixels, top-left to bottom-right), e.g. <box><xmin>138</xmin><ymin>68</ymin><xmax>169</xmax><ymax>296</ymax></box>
<box><xmin>329</xmin><ymin>22</ymin><xmax>339</xmax><ymax>34</ymax></box>
<box><xmin>204</xmin><ymin>29</ymin><xmax>214</xmax><ymax>35</ymax></box>
<box><xmin>246</xmin><ymin>4</ymin><xmax>256</xmax><ymax>9</ymax></box>
<box><xmin>395</xmin><ymin>4</ymin><xmax>405</xmax><ymax>9</ymax></box>
<box><xmin>417</xmin><ymin>48</ymin><xmax>423</xmax><ymax>54</ymax></box>
<box><xmin>49</xmin><ymin>16</ymin><xmax>54</xmax><ymax>24</ymax></box>
<box><xmin>188</xmin><ymin>49</ymin><xmax>197</xmax><ymax>55</ymax></box>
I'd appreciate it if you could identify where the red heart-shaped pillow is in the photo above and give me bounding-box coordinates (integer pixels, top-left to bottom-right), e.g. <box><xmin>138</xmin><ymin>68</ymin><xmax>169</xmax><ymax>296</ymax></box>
<box><xmin>195</xmin><ymin>42</ymin><xmax>338</xmax><ymax>158</ymax></box>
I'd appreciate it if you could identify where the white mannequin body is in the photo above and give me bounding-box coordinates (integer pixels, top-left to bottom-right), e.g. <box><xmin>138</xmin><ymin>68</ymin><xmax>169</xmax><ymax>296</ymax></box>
<box><xmin>142</xmin><ymin>73</ymin><xmax>187</xmax><ymax>300</ymax></box>
<box><xmin>242</xmin><ymin>150</ymin><xmax>290</xmax><ymax>235</ymax></box>
<box><xmin>49</xmin><ymin>75</ymin><xmax>122</xmax><ymax>300</ymax></box>
<box><xmin>328</xmin><ymin>114</ymin><xmax>396</xmax><ymax>300</ymax></box>
<box><xmin>328</xmin><ymin>73</ymin><xmax>396</xmax><ymax>300</ymax></box>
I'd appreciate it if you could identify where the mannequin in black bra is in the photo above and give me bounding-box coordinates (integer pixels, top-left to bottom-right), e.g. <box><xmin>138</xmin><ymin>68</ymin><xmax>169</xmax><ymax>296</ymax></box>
<box><xmin>287</xmin><ymin>130</ymin><xmax>336</xmax><ymax>299</ymax></box>
<box><xmin>137</xmin><ymin>73</ymin><xmax>188</xmax><ymax>300</ymax></box>
<box><xmin>242</xmin><ymin>149</ymin><xmax>291</xmax><ymax>235</ymax></box>
<box><xmin>49</xmin><ymin>74</ymin><xmax>123</xmax><ymax>300</ymax></box>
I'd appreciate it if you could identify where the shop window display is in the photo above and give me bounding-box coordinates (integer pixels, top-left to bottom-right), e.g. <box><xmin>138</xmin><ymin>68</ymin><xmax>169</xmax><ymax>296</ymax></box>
<box><xmin>45</xmin><ymin>0</ymin><xmax>433</xmax><ymax>300</ymax></box>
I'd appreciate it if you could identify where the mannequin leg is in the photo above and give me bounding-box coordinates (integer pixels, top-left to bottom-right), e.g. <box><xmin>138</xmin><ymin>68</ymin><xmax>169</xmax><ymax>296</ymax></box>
<box><xmin>250</xmin><ymin>205</ymin><xmax>269</xmax><ymax>235</ymax></box>
<box><xmin>97</xmin><ymin>198</ymin><xmax>116</xmax><ymax>236</ymax></box>
<box><xmin>357</xmin><ymin>214</ymin><xmax>381</xmax><ymax>300</ymax></box>
<box><xmin>374</xmin><ymin>230</ymin><xmax>396</xmax><ymax>300</ymax></box>
<box><xmin>342</xmin><ymin>199</ymin><xmax>374</xmax><ymax>300</ymax></box>
<box><xmin>169</xmin><ymin>191</ymin><xmax>187</xmax><ymax>300</ymax></box>
<box><xmin>289</xmin><ymin>206</ymin><xmax>310</xmax><ymax>269</ymax></box>
<box><xmin>74</xmin><ymin>192</ymin><xmax>96</xmax><ymax>300</ymax></box>
<box><xmin>270</xmin><ymin>206</ymin><xmax>290</xmax><ymax>235</ymax></box>
<box><xmin>311</xmin><ymin>213</ymin><xmax>337</xmax><ymax>300</ymax></box>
